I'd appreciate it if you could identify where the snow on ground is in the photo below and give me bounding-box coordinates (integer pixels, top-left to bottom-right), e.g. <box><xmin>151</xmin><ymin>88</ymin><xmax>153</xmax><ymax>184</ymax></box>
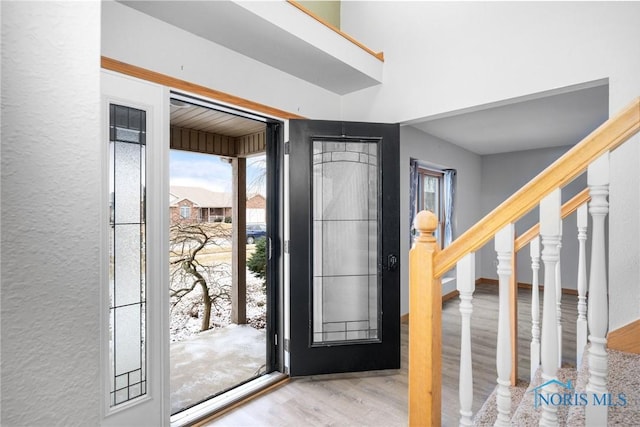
<box><xmin>170</xmin><ymin>264</ymin><xmax>266</xmax><ymax>343</ymax></box>
<box><xmin>170</xmin><ymin>324</ymin><xmax>266</xmax><ymax>414</ymax></box>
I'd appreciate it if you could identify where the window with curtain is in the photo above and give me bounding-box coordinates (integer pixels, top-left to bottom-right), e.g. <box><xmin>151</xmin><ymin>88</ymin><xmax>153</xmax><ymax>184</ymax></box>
<box><xmin>409</xmin><ymin>160</ymin><xmax>455</xmax><ymax>249</ymax></box>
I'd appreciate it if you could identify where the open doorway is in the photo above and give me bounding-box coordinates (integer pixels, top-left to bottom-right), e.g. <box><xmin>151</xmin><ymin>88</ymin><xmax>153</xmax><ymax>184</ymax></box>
<box><xmin>167</xmin><ymin>95</ymin><xmax>280</xmax><ymax>416</ymax></box>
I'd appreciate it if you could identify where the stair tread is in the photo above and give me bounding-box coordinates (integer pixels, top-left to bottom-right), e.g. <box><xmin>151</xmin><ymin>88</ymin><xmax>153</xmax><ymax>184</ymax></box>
<box><xmin>566</xmin><ymin>347</ymin><xmax>640</xmax><ymax>426</ymax></box>
<box><xmin>511</xmin><ymin>367</ymin><xmax>577</xmax><ymax>426</ymax></box>
<box><xmin>473</xmin><ymin>380</ymin><xmax>529</xmax><ymax>426</ymax></box>
<box><xmin>473</xmin><ymin>347</ymin><xmax>640</xmax><ymax>426</ymax></box>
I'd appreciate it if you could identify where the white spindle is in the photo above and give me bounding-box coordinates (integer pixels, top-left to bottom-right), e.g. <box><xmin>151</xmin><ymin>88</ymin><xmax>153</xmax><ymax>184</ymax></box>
<box><xmin>494</xmin><ymin>224</ymin><xmax>514</xmax><ymax>427</ymax></box>
<box><xmin>576</xmin><ymin>204</ymin><xmax>588</xmax><ymax>366</ymax></box>
<box><xmin>556</xmin><ymin>221</ymin><xmax>563</xmax><ymax>368</ymax></box>
<box><xmin>539</xmin><ymin>189</ymin><xmax>561</xmax><ymax>426</ymax></box>
<box><xmin>457</xmin><ymin>253</ymin><xmax>475</xmax><ymax>427</ymax></box>
<box><xmin>586</xmin><ymin>153</ymin><xmax>609</xmax><ymax>427</ymax></box>
<box><xmin>530</xmin><ymin>236</ymin><xmax>541</xmax><ymax>381</ymax></box>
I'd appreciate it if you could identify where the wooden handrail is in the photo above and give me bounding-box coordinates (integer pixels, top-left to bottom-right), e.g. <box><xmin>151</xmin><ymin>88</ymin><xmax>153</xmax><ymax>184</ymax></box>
<box><xmin>514</xmin><ymin>187</ymin><xmax>591</xmax><ymax>252</ymax></box>
<box><xmin>434</xmin><ymin>98</ymin><xmax>640</xmax><ymax>278</ymax></box>
<box><xmin>286</xmin><ymin>1</ymin><xmax>385</xmax><ymax>61</ymax></box>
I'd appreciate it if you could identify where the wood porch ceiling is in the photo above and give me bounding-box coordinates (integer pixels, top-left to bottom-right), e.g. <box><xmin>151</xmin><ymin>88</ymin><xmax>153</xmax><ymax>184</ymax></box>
<box><xmin>171</xmin><ymin>103</ymin><xmax>265</xmax><ymax>138</ymax></box>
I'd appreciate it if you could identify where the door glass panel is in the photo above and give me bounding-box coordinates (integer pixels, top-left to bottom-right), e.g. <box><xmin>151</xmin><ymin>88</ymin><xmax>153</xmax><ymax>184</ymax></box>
<box><xmin>108</xmin><ymin>104</ymin><xmax>147</xmax><ymax>407</ymax></box>
<box><xmin>312</xmin><ymin>139</ymin><xmax>379</xmax><ymax>345</ymax></box>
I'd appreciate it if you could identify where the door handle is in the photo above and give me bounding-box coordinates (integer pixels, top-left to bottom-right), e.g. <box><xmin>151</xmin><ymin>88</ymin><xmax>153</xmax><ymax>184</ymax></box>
<box><xmin>387</xmin><ymin>254</ymin><xmax>398</xmax><ymax>271</ymax></box>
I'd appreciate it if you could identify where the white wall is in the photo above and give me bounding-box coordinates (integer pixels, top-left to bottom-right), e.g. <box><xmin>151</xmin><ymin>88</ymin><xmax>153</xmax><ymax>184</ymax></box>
<box><xmin>1</xmin><ymin>2</ymin><xmax>102</xmax><ymax>425</ymax></box>
<box><xmin>400</xmin><ymin>126</ymin><xmax>482</xmax><ymax>314</ymax></box>
<box><xmin>341</xmin><ymin>2</ymin><xmax>640</xmax><ymax>122</ymax></box>
<box><xmin>102</xmin><ymin>1</ymin><xmax>341</xmax><ymax>121</ymax></box>
<box><xmin>479</xmin><ymin>147</ymin><xmax>588</xmax><ymax>288</ymax></box>
<box><xmin>342</xmin><ymin>1</ymin><xmax>640</xmax><ymax>330</ymax></box>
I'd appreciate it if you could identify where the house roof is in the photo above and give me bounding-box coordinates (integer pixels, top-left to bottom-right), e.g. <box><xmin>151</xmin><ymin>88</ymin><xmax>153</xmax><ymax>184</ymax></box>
<box><xmin>170</xmin><ymin>186</ymin><xmax>232</xmax><ymax>208</ymax></box>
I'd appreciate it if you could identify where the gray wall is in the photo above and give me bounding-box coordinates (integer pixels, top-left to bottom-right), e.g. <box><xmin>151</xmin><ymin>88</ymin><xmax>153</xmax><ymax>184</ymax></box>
<box><xmin>400</xmin><ymin>126</ymin><xmax>482</xmax><ymax>314</ymax></box>
<box><xmin>479</xmin><ymin>147</ymin><xmax>588</xmax><ymax>289</ymax></box>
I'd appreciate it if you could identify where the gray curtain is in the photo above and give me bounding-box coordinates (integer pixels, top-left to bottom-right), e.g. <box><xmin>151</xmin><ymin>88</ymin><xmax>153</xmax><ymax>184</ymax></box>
<box><xmin>443</xmin><ymin>169</ymin><xmax>456</xmax><ymax>246</ymax></box>
<box><xmin>409</xmin><ymin>158</ymin><xmax>418</xmax><ymax>247</ymax></box>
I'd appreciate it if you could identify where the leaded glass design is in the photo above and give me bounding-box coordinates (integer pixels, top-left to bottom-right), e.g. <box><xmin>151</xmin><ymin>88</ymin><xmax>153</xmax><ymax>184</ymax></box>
<box><xmin>109</xmin><ymin>104</ymin><xmax>147</xmax><ymax>406</ymax></box>
<box><xmin>312</xmin><ymin>139</ymin><xmax>380</xmax><ymax>344</ymax></box>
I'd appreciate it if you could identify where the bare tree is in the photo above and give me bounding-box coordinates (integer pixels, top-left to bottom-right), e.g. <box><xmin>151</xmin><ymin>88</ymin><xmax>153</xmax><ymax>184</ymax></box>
<box><xmin>169</xmin><ymin>221</ymin><xmax>231</xmax><ymax>332</ymax></box>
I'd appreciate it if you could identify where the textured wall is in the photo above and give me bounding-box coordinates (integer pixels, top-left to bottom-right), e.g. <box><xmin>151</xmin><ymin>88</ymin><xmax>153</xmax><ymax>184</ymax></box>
<box><xmin>1</xmin><ymin>2</ymin><xmax>102</xmax><ymax>425</ymax></box>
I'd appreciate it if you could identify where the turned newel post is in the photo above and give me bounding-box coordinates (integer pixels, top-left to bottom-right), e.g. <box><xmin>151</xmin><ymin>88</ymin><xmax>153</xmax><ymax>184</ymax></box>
<box><xmin>530</xmin><ymin>236</ymin><xmax>541</xmax><ymax>381</ymax></box>
<box><xmin>540</xmin><ymin>188</ymin><xmax>561</xmax><ymax>426</ymax></box>
<box><xmin>576</xmin><ymin>204</ymin><xmax>589</xmax><ymax>367</ymax></box>
<box><xmin>494</xmin><ymin>224</ymin><xmax>514</xmax><ymax>427</ymax></box>
<box><xmin>586</xmin><ymin>153</ymin><xmax>610</xmax><ymax>427</ymax></box>
<box><xmin>457</xmin><ymin>253</ymin><xmax>476</xmax><ymax>427</ymax></box>
<box><xmin>556</xmin><ymin>221</ymin><xmax>563</xmax><ymax>368</ymax></box>
<box><xmin>409</xmin><ymin>210</ymin><xmax>442</xmax><ymax>427</ymax></box>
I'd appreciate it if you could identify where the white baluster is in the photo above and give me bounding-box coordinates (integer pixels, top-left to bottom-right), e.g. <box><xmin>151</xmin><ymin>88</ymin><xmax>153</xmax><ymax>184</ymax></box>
<box><xmin>576</xmin><ymin>204</ymin><xmax>588</xmax><ymax>366</ymax></box>
<box><xmin>530</xmin><ymin>236</ymin><xmax>541</xmax><ymax>381</ymax></box>
<box><xmin>457</xmin><ymin>253</ymin><xmax>475</xmax><ymax>427</ymax></box>
<box><xmin>539</xmin><ymin>189</ymin><xmax>561</xmax><ymax>426</ymax></box>
<box><xmin>494</xmin><ymin>224</ymin><xmax>514</xmax><ymax>427</ymax></box>
<box><xmin>586</xmin><ymin>153</ymin><xmax>609</xmax><ymax>427</ymax></box>
<box><xmin>556</xmin><ymin>221</ymin><xmax>563</xmax><ymax>368</ymax></box>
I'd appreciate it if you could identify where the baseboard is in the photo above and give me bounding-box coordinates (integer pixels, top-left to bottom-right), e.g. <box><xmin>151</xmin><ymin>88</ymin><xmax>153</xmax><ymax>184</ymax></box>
<box><xmin>400</xmin><ymin>289</ymin><xmax>460</xmax><ymax>324</ymax></box>
<box><xmin>475</xmin><ymin>277</ymin><xmax>579</xmax><ymax>296</ymax></box>
<box><xmin>608</xmin><ymin>319</ymin><xmax>640</xmax><ymax>354</ymax></box>
<box><xmin>442</xmin><ymin>289</ymin><xmax>460</xmax><ymax>302</ymax></box>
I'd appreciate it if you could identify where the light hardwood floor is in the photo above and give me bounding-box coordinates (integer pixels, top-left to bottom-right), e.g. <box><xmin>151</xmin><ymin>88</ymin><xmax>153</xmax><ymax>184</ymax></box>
<box><xmin>204</xmin><ymin>284</ymin><xmax>579</xmax><ymax>426</ymax></box>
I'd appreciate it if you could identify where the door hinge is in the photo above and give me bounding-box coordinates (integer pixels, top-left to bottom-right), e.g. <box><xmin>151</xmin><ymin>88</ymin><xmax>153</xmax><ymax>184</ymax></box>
<box><xmin>284</xmin><ymin>141</ymin><xmax>290</xmax><ymax>155</ymax></box>
<box><xmin>284</xmin><ymin>240</ymin><xmax>290</xmax><ymax>254</ymax></box>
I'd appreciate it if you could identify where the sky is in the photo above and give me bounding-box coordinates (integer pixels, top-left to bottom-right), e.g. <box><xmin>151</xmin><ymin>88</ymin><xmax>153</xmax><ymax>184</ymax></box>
<box><xmin>170</xmin><ymin>150</ymin><xmax>266</xmax><ymax>195</ymax></box>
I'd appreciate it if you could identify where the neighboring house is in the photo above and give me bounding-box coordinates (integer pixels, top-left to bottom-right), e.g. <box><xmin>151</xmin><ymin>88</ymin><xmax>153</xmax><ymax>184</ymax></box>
<box><xmin>4</xmin><ymin>2</ymin><xmax>640</xmax><ymax>426</ymax></box>
<box><xmin>246</xmin><ymin>193</ymin><xmax>266</xmax><ymax>224</ymax></box>
<box><xmin>169</xmin><ymin>186</ymin><xmax>232</xmax><ymax>223</ymax></box>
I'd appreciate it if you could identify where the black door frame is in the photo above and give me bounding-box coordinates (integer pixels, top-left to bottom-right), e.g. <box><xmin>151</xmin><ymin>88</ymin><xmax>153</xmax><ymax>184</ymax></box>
<box><xmin>168</xmin><ymin>90</ymin><xmax>285</xmax><ymax>378</ymax></box>
<box><xmin>265</xmin><ymin>120</ymin><xmax>284</xmax><ymax>373</ymax></box>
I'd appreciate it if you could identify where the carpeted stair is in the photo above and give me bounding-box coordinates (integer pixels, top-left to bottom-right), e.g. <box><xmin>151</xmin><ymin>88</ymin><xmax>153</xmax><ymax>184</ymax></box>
<box><xmin>510</xmin><ymin>366</ymin><xmax>577</xmax><ymax>426</ymax></box>
<box><xmin>473</xmin><ymin>347</ymin><xmax>640</xmax><ymax>426</ymax></box>
<box><xmin>565</xmin><ymin>347</ymin><xmax>640</xmax><ymax>426</ymax></box>
<box><xmin>473</xmin><ymin>380</ymin><xmax>529</xmax><ymax>426</ymax></box>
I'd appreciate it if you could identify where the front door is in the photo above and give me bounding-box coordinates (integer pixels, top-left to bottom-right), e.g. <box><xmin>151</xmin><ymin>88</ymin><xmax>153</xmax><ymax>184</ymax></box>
<box><xmin>288</xmin><ymin>120</ymin><xmax>400</xmax><ymax>376</ymax></box>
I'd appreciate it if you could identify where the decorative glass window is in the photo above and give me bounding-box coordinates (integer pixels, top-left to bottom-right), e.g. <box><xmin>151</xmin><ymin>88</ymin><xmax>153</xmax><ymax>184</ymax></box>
<box><xmin>180</xmin><ymin>205</ymin><xmax>190</xmax><ymax>219</ymax></box>
<box><xmin>108</xmin><ymin>104</ymin><xmax>147</xmax><ymax>407</ymax></box>
<box><xmin>311</xmin><ymin>139</ymin><xmax>380</xmax><ymax>344</ymax></box>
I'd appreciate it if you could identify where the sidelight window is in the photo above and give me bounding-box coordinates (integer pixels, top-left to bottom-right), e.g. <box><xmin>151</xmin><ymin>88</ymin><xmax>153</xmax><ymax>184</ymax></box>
<box><xmin>108</xmin><ymin>104</ymin><xmax>147</xmax><ymax>407</ymax></box>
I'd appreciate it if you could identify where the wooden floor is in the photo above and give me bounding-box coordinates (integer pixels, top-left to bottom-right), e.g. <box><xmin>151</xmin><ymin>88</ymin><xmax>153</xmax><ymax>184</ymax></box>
<box><xmin>205</xmin><ymin>284</ymin><xmax>579</xmax><ymax>426</ymax></box>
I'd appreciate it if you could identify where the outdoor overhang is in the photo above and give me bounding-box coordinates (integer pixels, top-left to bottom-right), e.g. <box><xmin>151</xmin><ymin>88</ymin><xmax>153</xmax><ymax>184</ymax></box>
<box><xmin>118</xmin><ymin>0</ymin><xmax>384</xmax><ymax>95</ymax></box>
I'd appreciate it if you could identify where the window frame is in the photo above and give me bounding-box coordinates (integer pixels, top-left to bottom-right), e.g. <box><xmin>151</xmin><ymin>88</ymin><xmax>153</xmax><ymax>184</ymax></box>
<box><xmin>179</xmin><ymin>205</ymin><xmax>191</xmax><ymax>219</ymax></box>
<box><xmin>416</xmin><ymin>167</ymin><xmax>445</xmax><ymax>247</ymax></box>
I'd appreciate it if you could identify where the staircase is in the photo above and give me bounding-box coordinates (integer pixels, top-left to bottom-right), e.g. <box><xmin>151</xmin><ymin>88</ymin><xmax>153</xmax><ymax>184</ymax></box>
<box><xmin>471</xmin><ymin>346</ymin><xmax>640</xmax><ymax>426</ymax></box>
<box><xmin>408</xmin><ymin>98</ymin><xmax>640</xmax><ymax>426</ymax></box>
